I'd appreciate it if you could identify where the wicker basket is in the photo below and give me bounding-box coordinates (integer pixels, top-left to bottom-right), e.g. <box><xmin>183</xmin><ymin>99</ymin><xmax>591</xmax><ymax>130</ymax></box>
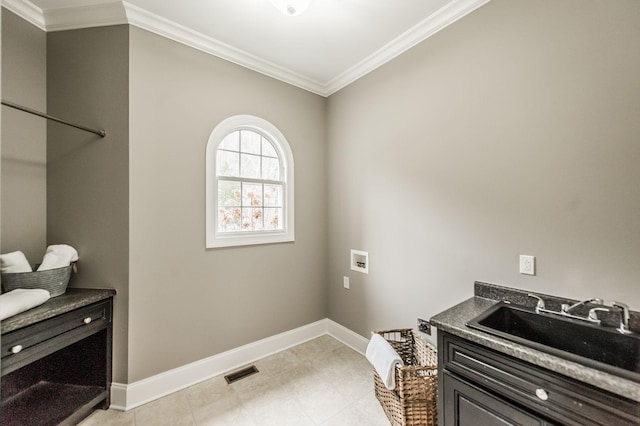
<box><xmin>372</xmin><ymin>328</ymin><xmax>438</xmax><ymax>426</ymax></box>
<box><xmin>1</xmin><ymin>265</ymin><xmax>73</xmax><ymax>297</ymax></box>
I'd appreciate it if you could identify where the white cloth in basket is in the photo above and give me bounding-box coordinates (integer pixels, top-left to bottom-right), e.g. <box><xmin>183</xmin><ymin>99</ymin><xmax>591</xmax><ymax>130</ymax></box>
<box><xmin>366</xmin><ymin>333</ymin><xmax>403</xmax><ymax>390</ymax></box>
<box><xmin>0</xmin><ymin>289</ymin><xmax>50</xmax><ymax>321</ymax></box>
<box><xmin>0</xmin><ymin>251</ymin><xmax>32</xmax><ymax>273</ymax></box>
<box><xmin>37</xmin><ymin>244</ymin><xmax>79</xmax><ymax>271</ymax></box>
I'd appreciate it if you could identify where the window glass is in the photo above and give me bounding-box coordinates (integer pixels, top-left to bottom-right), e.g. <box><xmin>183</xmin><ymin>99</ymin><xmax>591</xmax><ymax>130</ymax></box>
<box><xmin>219</xmin><ymin>132</ymin><xmax>239</xmax><ymax>151</ymax></box>
<box><xmin>206</xmin><ymin>115</ymin><xmax>294</xmax><ymax>248</ymax></box>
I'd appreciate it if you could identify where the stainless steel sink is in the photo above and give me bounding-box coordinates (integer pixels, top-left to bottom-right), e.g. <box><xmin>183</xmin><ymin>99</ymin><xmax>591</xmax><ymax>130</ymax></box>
<box><xmin>466</xmin><ymin>302</ymin><xmax>640</xmax><ymax>382</ymax></box>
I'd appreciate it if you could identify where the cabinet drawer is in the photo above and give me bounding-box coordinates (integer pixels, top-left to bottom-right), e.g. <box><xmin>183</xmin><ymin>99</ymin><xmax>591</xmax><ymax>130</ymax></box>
<box><xmin>1</xmin><ymin>300</ymin><xmax>110</xmax><ymax>376</ymax></box>
<box><xmin>442</xmin><ymin>370</ymin><xmax>555</xmax><ymax>426</ymax></box>
<box><xmin>442</xmin><ymin>333</ymin><xmax>640</xmax><ymax>426</ymax></box>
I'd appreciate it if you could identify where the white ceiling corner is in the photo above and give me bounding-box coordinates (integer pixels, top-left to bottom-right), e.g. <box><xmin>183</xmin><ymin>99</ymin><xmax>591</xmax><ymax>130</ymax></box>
<box><xmin>325</xmin><ymin>0</ymin><xmax>491</xmax><ymax>95</ymax></box>
<box><xmin>7</xmin><ymin>0</ymin><xmax>491</xmax><ymax>97</ymax></box>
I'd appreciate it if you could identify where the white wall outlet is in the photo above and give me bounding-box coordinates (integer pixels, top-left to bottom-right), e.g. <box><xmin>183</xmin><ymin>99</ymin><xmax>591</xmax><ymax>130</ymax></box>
<box><xmin>350</xmin><ymin>249</ymin><xmax>369</xmax><ymax>274</ymax></box>
<box><xmin>519</xmin><ymin>255</ymin><xmax>535</xmax><ymax>275</ymax></box>
<box><xmin>343</xmin><ymin>276</ymin><xmax>350</xmax><ymax>289</ymax></box>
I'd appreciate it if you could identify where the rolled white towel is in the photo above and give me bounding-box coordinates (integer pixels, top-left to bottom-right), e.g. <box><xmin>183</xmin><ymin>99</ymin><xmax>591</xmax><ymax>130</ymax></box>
<box><xmin>0</xmin><ymin>289</ymin><xmax>50</xmax><ymax>321</ymax></box>
<box><xmin>366</xmin><ymin>333</ymin><xmax>403</xmax><ymax>390</ymax></box>
<box><xmin>0</xmin><ymin>251</ymin><xmax>33</xmax><ymax>273</ymax></box>
<box><xmin>37</xmin><ymin>244</ymin><xmax>79</xmax><ymax>271</ymax></box>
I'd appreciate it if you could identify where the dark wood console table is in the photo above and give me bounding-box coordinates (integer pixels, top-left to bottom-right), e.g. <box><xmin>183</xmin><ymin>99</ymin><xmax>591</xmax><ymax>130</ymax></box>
<box><xmin>1</xmin><ymin>288</ymin><xmax>116</xmax><ymax>425</ymax></box>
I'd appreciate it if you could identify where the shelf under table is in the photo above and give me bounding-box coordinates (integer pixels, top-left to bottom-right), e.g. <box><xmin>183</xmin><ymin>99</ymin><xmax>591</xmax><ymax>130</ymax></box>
<box><xmin>2</xmin><ymin>381</ymin><xmax>106</xmax><ymax>426</ymax></box>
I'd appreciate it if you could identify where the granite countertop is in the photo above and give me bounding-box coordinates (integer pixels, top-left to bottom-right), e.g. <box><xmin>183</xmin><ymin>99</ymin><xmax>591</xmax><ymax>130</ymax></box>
<box><xmin>1</xmin><ymin>287</ymin><xmax>116</xmax><ymax>334</ymax></box>
<box><xmin>430</xmin><ymin>282</ymin><xmax>640</xmax><ymax>403</ymax></box>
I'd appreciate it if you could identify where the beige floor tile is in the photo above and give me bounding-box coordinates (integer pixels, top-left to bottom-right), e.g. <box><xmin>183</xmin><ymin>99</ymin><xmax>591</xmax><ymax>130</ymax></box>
<box><xmin>240</xmin><ymin>394</ymin><xmax>315</xmax><ymax>426</ymax></box>
<box><xmin>309</xmin><ymin>358</ymin><xmax>373</xmax><ymax>403</ymax></box>
<box><xmin>228</xmin><ymin>367</ymin><xmax>277</xmax><ymax>399</ymax></box>
<box><xmin>289</xmin><ymin>335</ymin><xmax>345</xmax><ymax>362</ymax></box>
<box><xmin>97</xmin><ymin>335</ymin><xmax>390</xmax><ymax>425</ymax></box>
<box><xmin>321</xmin><ymin>392</ymin><xmax>390</xmax><ymax>426</ymax></box>
<box><xmin>293</xmin><ymin>379</ymin><xmax>355</xmax><ymax>424</ymax></box>
<box><xmin>331</xmin><ymin>369</ymin><xmax>374</xmax><ymax>401</ymax></box>
<box><xmin>288</xmin><ymin>367</ymin><xmax>334</xmax><ymax>398</ymax></box>
<box><xmin>78</xmin><ymin>408</ymin><xmax>136</xmax><ymax>426</ymax></box>
<box><xmin>254</xmin><ymin>348</ymin><xmax>302</xmax><ymax>373</ymax></box>
<box><xmin>135</xmin><ymin>392</ymin><xmax>195</xmax><ymax>426</ymax></box>
<box><xmin>189</xmin><ymin>399</ymin><xmax>254</xmax><ymax>426</ymax></box>
<box><xmin>184</xmin><ymin>375</ymin><xmax>234</xmax><ymax>410</ymax></box>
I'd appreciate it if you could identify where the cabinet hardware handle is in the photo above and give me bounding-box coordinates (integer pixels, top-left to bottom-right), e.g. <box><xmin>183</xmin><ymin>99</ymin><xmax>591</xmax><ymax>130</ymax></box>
<box><xmin>83</xmin><ymin>317</ymin><xmax>92</xmax><ymax>324</ymax></box>
<box><xmin>11</xmin><ymin>345</ymin><xmax>23</xmax><ymax>354</ymax></box>
<box><xmin>535</xmin><ymin>388</ymin><xmax>549</xmax><ymax>401</ymax></box>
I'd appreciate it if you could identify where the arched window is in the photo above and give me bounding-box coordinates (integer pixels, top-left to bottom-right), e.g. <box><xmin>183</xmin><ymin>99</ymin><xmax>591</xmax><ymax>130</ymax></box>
<box><xmin>206</xmin><ymin>115</ymin><xmax>294</xmax><ymax>248</ymax></box>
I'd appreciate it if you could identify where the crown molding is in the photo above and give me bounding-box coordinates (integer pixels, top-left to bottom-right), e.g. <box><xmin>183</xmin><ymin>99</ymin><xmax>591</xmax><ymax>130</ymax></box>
<box><xmin>44</xmin><ymin>1</ymin><xmax>127</xmax><ymax>32</ymax></box>
<box><xmin>324</xmin><ymin>0</ymin><xmax>492</xmax><ymax>96</ymax></box>
<box><xmin>1</xmin><ymin>0</ymin><xmax>126</xmax><ymax>32</ymax></box>
<box><xmin>123</xmin><ymin>2</ymin><xmax>327</xmax><ymax>96</ymax></box>
<box><xmin>2</xmin><ymin>0</ymin><xmax>491</xmax><ymax>97</ymax></box>
<box><xmin>1</xmin><ymin>0</ymin><xmax>45</xmax><ymax>30</ymax></box>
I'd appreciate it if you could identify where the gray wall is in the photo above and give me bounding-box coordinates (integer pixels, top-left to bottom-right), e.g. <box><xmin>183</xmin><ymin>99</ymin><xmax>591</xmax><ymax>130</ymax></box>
<box><xmin>326</xmin><ymin>0</ymin><xmax>640</xmax><ymax>344</ymax></box>
<box><xmin>47</xmin><ymin>25</ymin><xmax>130</xmax><ymax>383</ymax></box>
<box><xmin>1</xmin><ymin>10</ymin><xmax>46</xmax><ymax>263</ymax></box>
<box><xmin>127</xmin><ymin>27</ymin><xmax>327</xmax><ymax>382</ymax></box>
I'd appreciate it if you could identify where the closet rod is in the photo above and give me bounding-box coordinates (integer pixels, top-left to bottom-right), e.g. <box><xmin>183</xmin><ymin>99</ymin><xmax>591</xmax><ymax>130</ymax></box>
<box><xmin>1</xmin><ymin>100</ymin><xmax>106</xmax><ymax>138</ymax></box>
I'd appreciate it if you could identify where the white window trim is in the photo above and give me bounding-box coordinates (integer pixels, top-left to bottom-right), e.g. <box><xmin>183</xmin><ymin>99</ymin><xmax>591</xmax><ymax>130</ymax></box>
<box><xmin>206</xmin><ymin>115</ymin><xmax>295</xmax><ymax>248</ymax></box>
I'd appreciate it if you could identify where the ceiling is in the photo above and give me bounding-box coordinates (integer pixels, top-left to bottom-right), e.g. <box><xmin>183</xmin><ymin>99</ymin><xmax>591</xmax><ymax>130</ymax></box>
<box><xmin>6</xmin><ymin>0</ymin><xmax>490</xmax><ymax>96</ymax></box>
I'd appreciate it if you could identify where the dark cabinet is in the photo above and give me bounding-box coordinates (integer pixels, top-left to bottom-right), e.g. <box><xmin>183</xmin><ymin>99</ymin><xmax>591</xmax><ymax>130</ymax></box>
<box><xmin>443</xmin><ymin>371</ymin><xmax>553</xmax><ymax>426</ymax></box>
<box><xmin>1</xmin><ymin>290</ymin><xmax>114</xmax><ymax>426</ymax></box>
<box><xmin>438</xmin><ymin>331</ymin><xmax>640</xmax><ymax>426</ymax></box>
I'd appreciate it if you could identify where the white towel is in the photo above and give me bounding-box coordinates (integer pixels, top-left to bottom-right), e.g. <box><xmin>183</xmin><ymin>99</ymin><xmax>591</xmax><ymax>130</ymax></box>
<box><xmin>0</xmin><ymin>251</ymin><xmax>33</xmax><ymax>273</ymax></box>
<box><xmin>37</xmin><ymin>244</ymin><xmax>79</xmax><ymax>271</ymax></box>
<box><xmin>366</xmin><ymin>334</ymin><xmax>403</xmax><ymax>390</ymax></box>
<box><xmin>0</xmin><ymin>289</ymin><xmax>50</xmax><ymax>321</ymax></box>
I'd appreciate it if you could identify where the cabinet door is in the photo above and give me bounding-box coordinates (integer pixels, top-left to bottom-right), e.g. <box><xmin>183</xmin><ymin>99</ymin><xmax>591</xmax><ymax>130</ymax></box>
<box><xmin>442</xmin><ymin>371</ymin><xmax>555</xmax><ymax>426</ymax></box>
<box><xmin>439</xmin><ymin>332</ymin><xmax>640</xmax><ymax>426</ymax></box>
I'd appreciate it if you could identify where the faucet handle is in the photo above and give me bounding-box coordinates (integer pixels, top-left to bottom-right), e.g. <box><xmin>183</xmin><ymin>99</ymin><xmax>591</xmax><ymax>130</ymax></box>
<box><xmin>587</xmin><ymin>307</ymin><xmax>609</xmax><ymax>323</ymax></box>
<box><xmin>561</xmin><ymin>297</ymin><xmax>604</xmax><ymax>314</ymax></box>
<box><xmin>612</xmin><ymin>301</ymin><xmax>631</xmax><ymax>334</ymax></box>
<box><xmin>613</xmin><ymin>301</ymin><xmax>630</xmax><ymax>320</ymax></box>
<box><xmin>527</xmin><ymin>293</ymin><xmax>546</xmax><ymax>313</ymax></box>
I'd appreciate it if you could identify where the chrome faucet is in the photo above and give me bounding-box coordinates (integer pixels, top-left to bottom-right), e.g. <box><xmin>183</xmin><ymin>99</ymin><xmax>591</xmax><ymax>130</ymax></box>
<box><xmin>528</xmin><ymin>294</ymin><xmax>605</xmax><ymax>324</ymax></box>
<box><xmin>527</xmin><ymin>293</ymin><xmax>546</xmax><ymax>313</ymax></box>
<box><xmin>528</xmin><ymin>294</ymin><xmax>633</xmax><ymax>332</ymax></box>
<box><xmin>561</xmin><ymin>298</ymin><xmax>603</xmax><ymax>315</ymax></box>
<box><xmin>612</xmin><ymin>301</ymin><xmax>632</xmax><ymax>334</ymax></box>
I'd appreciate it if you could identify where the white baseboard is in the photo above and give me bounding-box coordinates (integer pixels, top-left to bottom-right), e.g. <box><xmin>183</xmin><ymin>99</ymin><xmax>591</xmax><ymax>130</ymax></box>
<box><xmin>327</xmin><ymin>319</ymin><xmax>370</xmax><ymax>355</ymax></box>
<box><xmin>110</xmin><ymin>318</ymin><xmax>368</xmax><ymax>411</ymax></box>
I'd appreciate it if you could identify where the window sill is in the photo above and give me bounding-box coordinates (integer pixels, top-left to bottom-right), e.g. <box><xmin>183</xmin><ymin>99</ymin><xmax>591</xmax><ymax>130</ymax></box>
<box><xmin>206</xmin><ymin>233</ymin><xmax>295</xmax><ymax>249</ymax></box>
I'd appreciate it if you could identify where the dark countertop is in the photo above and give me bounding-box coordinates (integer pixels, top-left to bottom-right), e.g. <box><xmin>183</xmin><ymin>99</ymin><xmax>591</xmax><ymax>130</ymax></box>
<box><xmin>430</xmin><ymin>282</ymin><xmax>640</xmax><ymax>403</ymax></box>
<box><xmin>1</xmin><ymin>288</ymin><xmax>116</xmax><ymax>334</ymax></box>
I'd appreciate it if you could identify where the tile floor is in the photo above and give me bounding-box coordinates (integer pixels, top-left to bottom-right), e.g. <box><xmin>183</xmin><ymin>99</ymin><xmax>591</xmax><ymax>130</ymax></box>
<box><xmin>79</xmin><ymin>335</ymin><xmax>390</xmax><ymax>425</ymax></box>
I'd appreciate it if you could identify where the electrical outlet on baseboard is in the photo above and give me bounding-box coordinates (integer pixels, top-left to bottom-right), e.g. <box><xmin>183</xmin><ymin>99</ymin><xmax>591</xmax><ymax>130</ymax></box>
<box><xmin>418</xmin><ymin>318</ymin><xmax>431</xmax><ymax>335</ymax></box>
